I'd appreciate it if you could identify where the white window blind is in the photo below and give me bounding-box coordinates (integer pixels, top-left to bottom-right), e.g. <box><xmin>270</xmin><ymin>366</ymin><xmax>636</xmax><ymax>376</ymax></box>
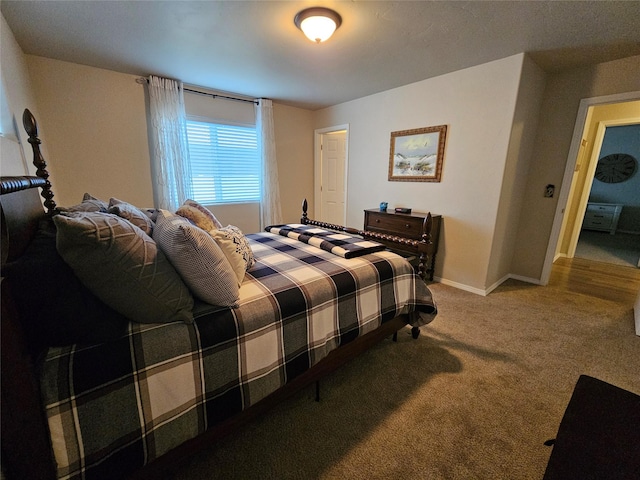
<box><xmin>186</xmin><ymin>119</ymin><xmax>260</xmax><ymax>205</ymax></box>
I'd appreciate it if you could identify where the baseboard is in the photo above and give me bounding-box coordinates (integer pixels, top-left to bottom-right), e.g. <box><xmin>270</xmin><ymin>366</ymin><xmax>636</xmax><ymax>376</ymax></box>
<box><xmin>554</xmin><ymin>252</ymin><xmax>567</xmax><ymax>262</ymax></box>
<box><xmin>433</xmin><ymin>276</ymin><xmax>488</xmax><ymax>296</ymax></box>
<box><xmin>434</xmin><ymin>273</ymin><xmax>542</xmax><ymax>297</ymax></box>
<box><xmin>617</xmin><ymin>229</ymin><xmax>640</xmax><ymax>235</ymax></box>
<box><xmin>508</xmin><ymin>273</ymin><xmax>543</xmax><ymax>285</ymax></box>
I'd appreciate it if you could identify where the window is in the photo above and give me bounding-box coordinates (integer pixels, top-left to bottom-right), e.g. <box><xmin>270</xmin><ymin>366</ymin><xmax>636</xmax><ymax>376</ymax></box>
<box><xmin>186</xmin><ymin>119</ymin><xmax>260</xmax><ymax>205</ymax></box>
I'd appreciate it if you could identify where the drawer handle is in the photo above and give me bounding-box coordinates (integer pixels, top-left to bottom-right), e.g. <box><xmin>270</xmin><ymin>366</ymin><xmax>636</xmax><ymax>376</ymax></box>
<box><xmin>405</xmin><ymin>224</ymin><xmax>410</xmax><ymax>228</ymax></box>
<box><xmin>375</xmin><ymin>219</ymin><xmax>380</xmax><ymax>223</ymax></box>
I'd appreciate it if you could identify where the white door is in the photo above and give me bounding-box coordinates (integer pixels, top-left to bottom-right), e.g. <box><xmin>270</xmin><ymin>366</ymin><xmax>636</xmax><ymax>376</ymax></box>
<box><xmin>319</xmin><ymin>130</ymin><xmax>346</xmax><ymax>225</ymax></box>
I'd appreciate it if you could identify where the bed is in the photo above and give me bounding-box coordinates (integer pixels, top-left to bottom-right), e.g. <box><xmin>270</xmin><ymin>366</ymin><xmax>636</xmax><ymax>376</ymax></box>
<box><xmin>1</xmin><ymin>109</ymin><xmax>437</xmax><ymax>480</ymax></box>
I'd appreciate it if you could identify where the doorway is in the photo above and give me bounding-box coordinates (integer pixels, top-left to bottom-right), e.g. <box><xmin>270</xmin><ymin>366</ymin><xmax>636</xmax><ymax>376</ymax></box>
<box><xmin>314</xmin><ymin>125</ymin><xmax>349</xmax><ymax>225</ymax></box>
<box><xmin>542</xmin><ymin>93</ymin><xmax>640</xmax><ymax>283</ymax></box>
<box><xmin>574</xmin><ymin>122</ymin><xmax>640</xmax><ymax>268</ymax></box>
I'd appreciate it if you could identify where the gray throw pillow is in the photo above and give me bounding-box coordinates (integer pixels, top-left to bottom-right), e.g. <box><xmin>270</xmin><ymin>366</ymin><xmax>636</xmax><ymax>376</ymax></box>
<box><xmin>153</xmin><ymin>210</ymin><xmax>239</xmax><ymax>307</ymax></box>
<box><xmin>108</xmin><ymin>197</ymin><xmax>154</xmax><ymax>235</ymax></box>
<box><xmin>60</xmin><ymin>193</ymin><xmax>108</xmax><ymax>213</ymax></box>
<box><xmin>53</xmin><ymin>212</ymin><xmax>194</xmax><ymax>324</ymax></box>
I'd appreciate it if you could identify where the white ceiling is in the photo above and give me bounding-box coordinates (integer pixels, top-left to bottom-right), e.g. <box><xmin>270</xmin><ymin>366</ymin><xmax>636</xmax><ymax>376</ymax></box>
<box><xmin>3</xmin><ymin>1</ymin><xmax>640</xmax><ymax>110</ymax></box>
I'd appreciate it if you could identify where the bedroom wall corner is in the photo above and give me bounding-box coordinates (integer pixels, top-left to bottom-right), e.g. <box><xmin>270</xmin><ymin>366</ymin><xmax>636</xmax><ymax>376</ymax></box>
<box><xmin>485</xmin><ymin>54</ymin><xmax>547</xmax><ymax>289</ymax></box>
<box><xmin>0</xmin><ymin>12</ymin><xmax>44</xmax><ymax>177</ymax></box>
<box><xmin>510</xmin><ymin>54</ymin><xmax>640</xmax><ymax>281</ymax></box>
<box><xmin>25</xmin><ymin>55</ymin><xmax>153</xmax><ymax>208</ymax></box>
<box><xmin>272</xmin><ymin>102</ymin><xmax>314</xmax><ymax>224</ymax></box>
<box><xmin>313</xmin><ymin>54</ymin><xmax>525</xmax><ymax>293</ymax></box>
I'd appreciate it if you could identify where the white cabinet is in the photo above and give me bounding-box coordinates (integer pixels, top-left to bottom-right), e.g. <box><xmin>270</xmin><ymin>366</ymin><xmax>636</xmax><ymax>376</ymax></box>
<box><xmin>583</xmin><ymin>203</ymin><xmax>623</xmax><ymax>234</ymax></box>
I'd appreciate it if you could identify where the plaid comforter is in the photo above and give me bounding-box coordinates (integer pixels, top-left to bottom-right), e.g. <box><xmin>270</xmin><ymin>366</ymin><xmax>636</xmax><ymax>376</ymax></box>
<box><xmin>40</xmin><ymin>232</ymin><xmax>437</xmax><ymax>479</ymax></box>
<box><xmin>267</xmin><ymin>223</ymin><xmax>386</xmax><ymax>258</ymax></box>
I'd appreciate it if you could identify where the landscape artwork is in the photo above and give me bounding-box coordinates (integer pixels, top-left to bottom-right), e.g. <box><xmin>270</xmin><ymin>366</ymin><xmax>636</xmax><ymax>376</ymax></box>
<box><xmin>388</xmin><ymin>125</ymin><xmax>447</xmax><ymax>182</ymax></box>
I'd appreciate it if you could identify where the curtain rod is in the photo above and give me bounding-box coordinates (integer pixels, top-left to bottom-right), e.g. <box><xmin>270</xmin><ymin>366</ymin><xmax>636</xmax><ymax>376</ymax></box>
<box><xmin>183</xmin><ymin>87</ymin><xmax>259</xmax><ymax>105</ymax></box>
<box><xmin>136</xmin><ymin>77</ymin><xmax>259</xmax><ymax>105</ymax></box>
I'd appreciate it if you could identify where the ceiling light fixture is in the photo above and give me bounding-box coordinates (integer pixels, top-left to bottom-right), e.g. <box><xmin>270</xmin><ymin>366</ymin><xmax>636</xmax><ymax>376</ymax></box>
<box><xmin>294</xmin><ymin>7</ymin><xmax>342</xmax><ymax>43</ymax></box>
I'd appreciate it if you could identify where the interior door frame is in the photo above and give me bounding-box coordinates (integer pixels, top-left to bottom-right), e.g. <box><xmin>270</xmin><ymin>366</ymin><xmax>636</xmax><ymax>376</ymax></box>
<box><xmin>314</xmin><ymin>124</ymin><xmax>349</xmax><ymax>223</ymax></box>
<box><xmin>540</xmin><ymin>90</ymin><xmax>640</xmax><ymax>284</ymax></box>
<box><xmin>566</xmin><ymin>117</ymin><xmax>640</xmax><ymax>258</ymax></box>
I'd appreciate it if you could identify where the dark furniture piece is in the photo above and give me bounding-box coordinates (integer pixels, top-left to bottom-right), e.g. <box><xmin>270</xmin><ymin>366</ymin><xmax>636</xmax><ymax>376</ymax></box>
<box><xmin>543</xmin><ymin>375</ymin><xmax>640</xmax><ymax>480</ymax></box>
<box><xmin>364</xmin><ymin>208</ymin><xmax>441</xmax><ymax>281</ymax></box>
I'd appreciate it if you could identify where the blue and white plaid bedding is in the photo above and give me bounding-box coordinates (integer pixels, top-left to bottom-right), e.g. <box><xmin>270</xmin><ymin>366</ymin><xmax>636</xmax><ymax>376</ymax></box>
<box><xmin>267</xmin><ymin>223</ymin><xmax>386</xmax><ymax>258</ymax></box>
<box><xmin>40</xmin><ymin>231</ymin><xmax>437</xmax><ymax>479</ymax></box>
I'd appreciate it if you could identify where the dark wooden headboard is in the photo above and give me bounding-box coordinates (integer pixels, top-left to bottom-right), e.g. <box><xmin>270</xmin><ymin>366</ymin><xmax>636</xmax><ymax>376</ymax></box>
<box><xmin>1</xmin><ymin>109</ymin><xmax>58</xmax><ymax>480</ymax></box>
<box><xmin>1</xmin><ymin>109</ymin><xmax>57</xmax><ymax>266</ymax></box>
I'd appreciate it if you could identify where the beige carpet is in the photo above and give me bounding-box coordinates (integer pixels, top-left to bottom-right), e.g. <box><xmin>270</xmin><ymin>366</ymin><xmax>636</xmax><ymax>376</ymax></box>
<box><xmin>169</xmin><ymin>280</ymin><xmax>640</xmax><ymax>480</ymax></box>
<box><xmin>575</xmin><ymin>230</ymin><xmax>640</xmax><ymax>268</ymax></box>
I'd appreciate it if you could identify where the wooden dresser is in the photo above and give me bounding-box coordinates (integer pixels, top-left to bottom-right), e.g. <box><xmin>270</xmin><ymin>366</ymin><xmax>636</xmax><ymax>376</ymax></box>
<box><xmin>364</xmin><ymin>209</ymin><xmax>441</xmax><ymax>280</ymax></box>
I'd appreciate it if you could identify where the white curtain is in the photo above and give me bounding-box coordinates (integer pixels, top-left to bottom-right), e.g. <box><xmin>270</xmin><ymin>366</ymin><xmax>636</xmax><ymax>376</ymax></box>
<box><xmin>147</xmin><ymin>75</ymin><xmax>193</xmax><ymax>211</ymax></box>
<box><xmin>257</xmin><ymin>98</ymin><xmax>282</xmax><ymax>228</ymax></box>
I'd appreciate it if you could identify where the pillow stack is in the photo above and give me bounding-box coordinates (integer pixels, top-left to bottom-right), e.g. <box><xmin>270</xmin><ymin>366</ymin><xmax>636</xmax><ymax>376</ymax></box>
<box><xmin>51</xmin><ymin>194</ymin><xmax>255</xmax><ymax>331</ymax></box>
<box><xmin>174</xmin><ymin>199</ymin><xmax>255</xmax><ymax>287</ymax></box>
<box><xmin>153</xmin><ymin>210</ymin><xmax>239</xmax><ymax>307</ymax></box>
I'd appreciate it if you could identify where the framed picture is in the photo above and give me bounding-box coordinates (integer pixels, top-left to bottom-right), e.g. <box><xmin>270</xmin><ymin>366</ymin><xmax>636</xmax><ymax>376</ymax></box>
<box><xmin>388</xmin><ymin>125</ymin><xmax>447</xmax><ymax>182</ymax></box>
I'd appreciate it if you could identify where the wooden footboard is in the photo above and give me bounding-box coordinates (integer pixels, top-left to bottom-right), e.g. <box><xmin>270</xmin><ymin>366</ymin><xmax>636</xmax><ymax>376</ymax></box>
<box><xmin>300</xmin><ymin>199</ymin><xmax>433</xmax><ymax>281</ymax></box>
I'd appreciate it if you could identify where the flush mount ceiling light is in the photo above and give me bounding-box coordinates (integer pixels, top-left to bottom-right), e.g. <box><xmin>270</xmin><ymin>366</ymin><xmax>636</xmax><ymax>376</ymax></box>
<box><xmin>294</xmin><ymin>7</ymin><xmax>342</xmax><ymax>43</ymax></box>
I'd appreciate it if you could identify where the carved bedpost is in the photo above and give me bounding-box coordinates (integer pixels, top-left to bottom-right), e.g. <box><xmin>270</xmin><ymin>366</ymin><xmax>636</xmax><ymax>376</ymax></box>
<box><xmin>22</xmin><ymin>109</ymin><xmax>57</xmax><ymax>215</ymax></box>
<box><xmin>417</xmin><ymin>212</ymin><xmax>433</xmax><ymax>281</ymax></box>
<box><xmin>301</xmin><ymin>198</ymin><xmax>309</xmax><ymax>224</ymax></box>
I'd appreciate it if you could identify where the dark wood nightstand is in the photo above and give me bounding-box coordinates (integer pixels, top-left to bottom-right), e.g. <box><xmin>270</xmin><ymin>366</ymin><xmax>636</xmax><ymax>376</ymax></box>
<box><xmin>364</xmin><ymin>209</ymin><xmax>441</xmax><ymax>281</ymax></box>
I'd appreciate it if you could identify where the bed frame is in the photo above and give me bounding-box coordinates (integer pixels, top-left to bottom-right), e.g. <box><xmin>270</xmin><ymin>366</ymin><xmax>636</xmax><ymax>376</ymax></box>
<box><xmin>0</xmin><ymin>109</ymin><xmax>434</xmax><ymax>480</ymax></box>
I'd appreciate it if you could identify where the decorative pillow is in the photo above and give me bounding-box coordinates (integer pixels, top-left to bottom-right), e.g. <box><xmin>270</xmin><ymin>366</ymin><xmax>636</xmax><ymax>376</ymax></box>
<box><xmin>153</xmin><ymin>210</ymin><xmax>239</xmax><ymax>307</ymax></box>
<box><xmin>176</xmin><ymin>199</ymin><xmax>223</xmax><ymax>231</ymax></box>
<box><xmin>53</xmin><ymin>212</ymin><xmax>194</xmax><ymax>324</ymax></box>
<box><xmin>3</xmin><ymin>218</ymin><xmax>129</xmax><ymax>350</ymax></box>
<box><xmin>108</xmin><ymin>197</ymin><xmax>154</xmax><ymax>235</ymax></box>
<box><xmin>208</xmin><ymin>225</ymin><xmax>255</xmax><ymax>285</ymax></box>
<box><xmin>143</xmin><ymin>208</ymin><xmax>161</xmax><ymax>223</ymax></box>
<box><xmin>60</xmin><ymin>193</ymin><xmax>108</xmax><ymax>213</ymax></box>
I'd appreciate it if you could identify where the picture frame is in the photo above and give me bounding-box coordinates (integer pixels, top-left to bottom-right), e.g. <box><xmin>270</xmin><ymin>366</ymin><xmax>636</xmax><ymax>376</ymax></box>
<box><xmin>388</xmin><ymin>125</ymin><xmax>447</xmax><ymax>182</ymax></box>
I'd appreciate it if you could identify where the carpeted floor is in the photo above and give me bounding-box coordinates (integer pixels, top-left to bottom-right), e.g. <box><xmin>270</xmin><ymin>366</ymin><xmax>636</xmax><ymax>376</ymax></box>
<box><xmin>168</xmin><ymin>280</ymin><xmax>640</xmax><ymax>480</ymax></box>
<box><xmin>575</xmin><ymin>230</ymin><xmax>640</xmax><ymax>267</ymax></box>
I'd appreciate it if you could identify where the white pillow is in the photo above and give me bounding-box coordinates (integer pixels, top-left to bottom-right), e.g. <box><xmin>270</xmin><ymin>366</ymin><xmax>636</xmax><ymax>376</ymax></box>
<box><xmin>175</xmin><ymin>199</ymin><xmax>223</xmax><ymax>231</ymax></box>
<box><xmin>153</xmin><ymin>210</ymin><xmax>239</xmax><ymax>307</ymax></box>
<box><xmin>209</xmin><ymin>225</ymin><xmax>255</xmax><ymax>286</ymax></box>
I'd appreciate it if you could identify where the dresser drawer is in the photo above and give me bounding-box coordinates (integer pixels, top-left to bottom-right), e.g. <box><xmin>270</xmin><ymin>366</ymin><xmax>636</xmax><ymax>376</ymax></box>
<box><xmin>587</xmin><ymin>204</ymin><xmax>618</xmax><ymax>214</ymax></box>
<box><xmin>364</xmin><ymin>208</ymin><xmax>442</xmax><ymax>281</ymax></box>
<box><xmin>582</xmin><ymin>202</ymin><xmax>623</xmax><ymax>234</ymax></box>
<box><xmin>366</xmin><ymin>212</ymin><xmax>423</xmax><ymax>237</ymax></box>
<box><xmin>584</xmin><ymin>212</ymin><xmax>614</xmax><ymax>228</ymax></box>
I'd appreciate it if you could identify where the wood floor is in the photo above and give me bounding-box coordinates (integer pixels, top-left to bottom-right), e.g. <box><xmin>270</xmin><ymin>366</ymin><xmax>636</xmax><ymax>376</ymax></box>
<box><xmin>549</xmin><ymin>257</ymin><xmax>640</xmax><ymax>305</ymax></box>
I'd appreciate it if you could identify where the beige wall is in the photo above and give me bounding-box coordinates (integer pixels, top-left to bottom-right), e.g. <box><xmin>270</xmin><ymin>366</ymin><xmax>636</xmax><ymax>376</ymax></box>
<box><xmin>486</xmin><ymin>55</ymin><xmax>547</xmax><ymax>288</ymax></box>
<box><xmin>314</xmin><ymin>55</ymin><xmax>525</xmax><ymax>293</ymax></box>
<box><xmin>26</xmin><ymin>56</ymin><xmax>153</xmax><ymax>208</ymax></box>
<box><xmin>15</xmin><ymin>55</ymin><xmax>314</xmax><ymax>235</ymax></box>
<box><xmin>511</xmin><ymin>55</ymin><xmax>640</xmax><ymax>280</ymax></box>
<box><xmin>273</xmin><ymin>102</ymin><xmax>314</xmax><ymax>224</ymax></box>
<box><xmin>0</xmin><ymin>13</ymin><xmax>43</xmax><ymax>176</ymax></box>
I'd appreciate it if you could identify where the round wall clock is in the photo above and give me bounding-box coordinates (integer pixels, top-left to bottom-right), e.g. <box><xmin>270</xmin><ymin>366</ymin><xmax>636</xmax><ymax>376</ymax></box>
<box><xmin>594</xmin><ymin>153</ymin><xmax>637</xmax><ymax>183</ymax></box>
